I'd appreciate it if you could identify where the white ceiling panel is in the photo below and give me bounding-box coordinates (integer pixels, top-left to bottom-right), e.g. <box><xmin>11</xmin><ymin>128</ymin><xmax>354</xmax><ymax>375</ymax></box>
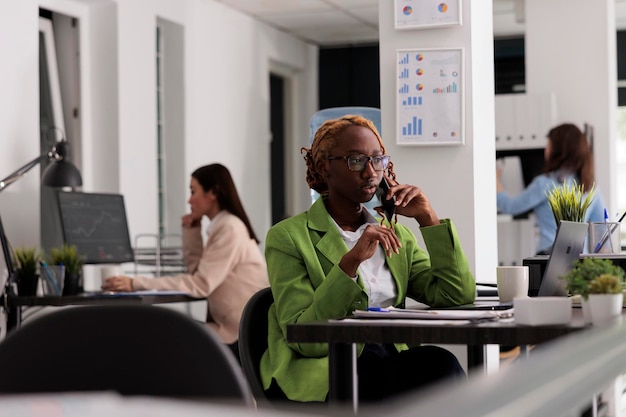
<box><xmin>214</xmin><ymin>1</ymin><xmax>626</xmax><ymax>46</ymax></box>
<box><xmin>216</xmin><ymin>0</ymin><xmax>334</xmax><ymax>16</ymax></box>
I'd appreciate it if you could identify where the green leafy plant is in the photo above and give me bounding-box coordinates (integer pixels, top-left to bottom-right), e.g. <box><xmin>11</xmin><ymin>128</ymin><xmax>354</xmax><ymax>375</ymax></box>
<box><xmin>561</xmin><ymin>257</ymin><xmax>625</xmax><ymax>299</ymax></box>
<box><xmin>48</xmin><ymin>244</ymin><xmax>84</xmax><ymax>276</ymax></box>
<box><xmin>13</xmin><ymin>246</ymin><xmax>39</xmax><ymax>276</ymax></box>
<box><xmin>546</xmin><ymin>180</ymin><xmax>596</xmax><ymax>223</ymax></box>
<box><xmin>588</xmin><ymin>274</ymin><xmax>624</xmax><ymax>295</ymax></box>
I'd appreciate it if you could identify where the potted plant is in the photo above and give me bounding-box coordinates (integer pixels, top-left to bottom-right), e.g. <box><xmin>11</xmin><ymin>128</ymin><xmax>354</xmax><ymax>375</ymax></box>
<box><xmin>546</xmin><ymin>179</ymin><xmax>596</xmax><ymax>223</ymax></box>
<box><xmin>587</xmin><ymin>274</ymin><xmax>624</xmax><ymax>325</ymax></box>
<box><xmin>49</xmin><ymin>244</ymin><xmax>85</xmax><ymax>295</ymax></box>
<box><xmin>13</xmin><ymin>246</ymin><xmax>40</xmax><ymax>296</ymax></box>
<box><xmin>561</xmin><ymin>257</ymin><xmax>625</xmax><ymax>324</ymax></box>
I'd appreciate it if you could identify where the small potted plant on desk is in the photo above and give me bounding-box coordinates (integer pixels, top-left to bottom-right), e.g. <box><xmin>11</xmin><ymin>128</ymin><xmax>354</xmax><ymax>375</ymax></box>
<box><xmin>13</xmin><ymin>246</ymin><xmax>40</xmax><ymax>296</ymax></box>
<box><xmin>587</xmin><ymin>274</ymin><xmax>624</xmax><ymax>325</ymax></box>
<box><xmin>561</xmin><ymin>257</ymin><xmax>625</xmax><ymax>325</ymax></box>
<box><xmin>49</xmin><ymin>244</ymin><xmax>85</xmax><ymax>295</ymax></box>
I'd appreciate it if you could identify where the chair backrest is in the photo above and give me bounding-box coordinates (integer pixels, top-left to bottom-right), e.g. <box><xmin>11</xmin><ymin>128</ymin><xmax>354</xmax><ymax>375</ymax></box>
<box><xmin>0</xmin><ymin>305</ymin><xmax>255</xmax><ymax>408</ymax></box>
<box><xmin>238</xmin><ymin>287</ymin><xmax>274</xmax><ymax>405</ymax></box>
<box><xmin>309</xmin><ymin>106</ymin><xmax>382</xmax><ymax>145</ymax></box>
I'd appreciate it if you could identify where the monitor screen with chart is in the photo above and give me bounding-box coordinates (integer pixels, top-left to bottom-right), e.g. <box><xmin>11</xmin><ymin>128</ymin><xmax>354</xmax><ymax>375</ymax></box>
<box><xmin>57</xmin><ymin>191</ymin><xmax>134</xmax><ymax>264</ymax></box>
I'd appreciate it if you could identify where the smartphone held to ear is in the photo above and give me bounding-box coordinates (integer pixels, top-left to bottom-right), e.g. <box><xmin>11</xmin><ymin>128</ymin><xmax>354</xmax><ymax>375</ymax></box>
<box><xmin>375</xmin><ymin>177</ymin><xmax>396</xmax><ymax>221</ymax></box>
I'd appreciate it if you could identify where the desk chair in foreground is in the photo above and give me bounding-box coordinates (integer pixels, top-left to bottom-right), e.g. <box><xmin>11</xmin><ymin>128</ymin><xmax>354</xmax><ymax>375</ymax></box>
<box><xmin>0</xmin><ymin>305</ymin><xmax>254</xmax><ymax>408</ymax></box>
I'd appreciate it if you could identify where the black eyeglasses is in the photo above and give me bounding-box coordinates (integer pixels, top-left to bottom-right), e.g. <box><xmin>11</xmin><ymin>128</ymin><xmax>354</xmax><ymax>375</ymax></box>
<box><xmin>326</xmin><ymin>154</ymin><xmax>390</xmax><ymax>172</ymax></box>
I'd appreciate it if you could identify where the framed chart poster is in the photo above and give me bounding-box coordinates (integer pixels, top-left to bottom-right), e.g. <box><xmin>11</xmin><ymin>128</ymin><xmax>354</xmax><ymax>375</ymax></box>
<box><xmin>395</xmin><ymin>0</ymin><xmax>462</xmax><ymax>30</ymax></box>
<box><xmin>396</xmin><ymin>48</ymin><xmax>464</xmax><ymax>146</ymax></box>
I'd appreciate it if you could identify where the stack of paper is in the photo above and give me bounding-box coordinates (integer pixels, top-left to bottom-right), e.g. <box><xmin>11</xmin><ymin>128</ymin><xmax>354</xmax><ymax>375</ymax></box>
<box><xmin>353</xmin><ymin>306</ymin><xmax>512</xmax><ymax>321</ymax></box>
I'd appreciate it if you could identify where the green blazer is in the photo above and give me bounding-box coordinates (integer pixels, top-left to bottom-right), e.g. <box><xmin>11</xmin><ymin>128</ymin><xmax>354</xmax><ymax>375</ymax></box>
<box><xmin>259</xmin><ymin>197</ymin><xmax>475</xmax><ymax>402</ymax></box>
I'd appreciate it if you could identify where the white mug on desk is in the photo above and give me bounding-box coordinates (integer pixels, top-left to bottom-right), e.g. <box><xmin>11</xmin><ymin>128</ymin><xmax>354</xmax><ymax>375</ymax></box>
<box><xmin>497</xmin><ymin>266</ymin><xmax>529</xmax><ymax>303</ymax></box>
<box><xmin>100</xmin><ymin>265</ymin><xmax>122</xmax><ymax>287</ymax></box>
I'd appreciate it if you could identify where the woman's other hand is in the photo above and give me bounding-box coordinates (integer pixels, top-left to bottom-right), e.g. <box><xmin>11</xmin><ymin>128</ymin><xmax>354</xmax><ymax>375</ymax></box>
<box><xmin>102</xmin><ymin>276</ymin><xmax>133</xmax><ymax>292</ymax></box>
<box><xmin>339</xmin><ymin>224</ymin><xmax>401</xmax><ymax>277</ymax></box>
<box><xmin>181</xmin><ymin>213</ymin><xmax>201</xmax><ymax>228</ymax></box>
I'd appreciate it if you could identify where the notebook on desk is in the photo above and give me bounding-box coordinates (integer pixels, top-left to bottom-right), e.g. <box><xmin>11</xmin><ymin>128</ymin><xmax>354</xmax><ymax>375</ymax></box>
<box><xmin>537</xmin><ymin>220</ymin><xmax>589</xmax><ymax>297</ymax></box>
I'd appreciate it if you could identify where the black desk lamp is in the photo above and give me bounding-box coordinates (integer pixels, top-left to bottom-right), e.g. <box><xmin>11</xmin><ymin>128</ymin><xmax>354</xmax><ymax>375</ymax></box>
<box><xmin>1</xmin><ymin>138</ymin><xmax>82</xmax><ymax>328</ymax></box>
<box><xmin>0</xmin><ymin>139</ymin><xmax>82</xmax><ymax>193</ymax></box>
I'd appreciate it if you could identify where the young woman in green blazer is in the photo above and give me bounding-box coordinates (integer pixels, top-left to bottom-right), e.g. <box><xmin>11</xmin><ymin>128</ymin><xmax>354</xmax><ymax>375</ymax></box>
<box><xmin>260</xmin><ymin>115</ymin><xmax>476</xmax><ymax>403</ymax></box>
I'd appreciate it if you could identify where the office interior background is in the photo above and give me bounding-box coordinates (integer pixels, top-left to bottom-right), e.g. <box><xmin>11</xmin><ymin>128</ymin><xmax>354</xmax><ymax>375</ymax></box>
<box><xmin>0</xmin><ymin>0</ymin><xmax>622</xmax><ymax>304</ymax></box>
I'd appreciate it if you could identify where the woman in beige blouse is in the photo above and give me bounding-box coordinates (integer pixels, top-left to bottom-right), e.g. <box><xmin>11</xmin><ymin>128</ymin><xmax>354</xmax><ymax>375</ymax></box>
<box><xmin>102</xmin><ymin>163</ymin><xmax>269</xmax><ymax>360</ymax></box>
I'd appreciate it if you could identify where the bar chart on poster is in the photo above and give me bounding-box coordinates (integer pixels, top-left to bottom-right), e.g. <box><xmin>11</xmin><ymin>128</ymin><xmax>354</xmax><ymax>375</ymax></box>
<box><xmin>396</xmin><ymin>48</ymin><xmax>464</xmax><ymax>146</ymax></box>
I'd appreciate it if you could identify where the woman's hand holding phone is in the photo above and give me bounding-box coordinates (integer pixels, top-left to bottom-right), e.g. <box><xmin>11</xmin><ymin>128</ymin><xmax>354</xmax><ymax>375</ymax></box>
<box><xmin>377</xmin><ymin>177</ymin><xmax>439</xmax><ymax>226</ymax></box>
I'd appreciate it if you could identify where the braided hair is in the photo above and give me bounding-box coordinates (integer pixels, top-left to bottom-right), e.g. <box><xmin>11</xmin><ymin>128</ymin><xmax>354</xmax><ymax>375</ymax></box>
<box><xmin>300</xmin><ymin>115</ymin><xmax>396</xmax><ymax>195</ymax></box>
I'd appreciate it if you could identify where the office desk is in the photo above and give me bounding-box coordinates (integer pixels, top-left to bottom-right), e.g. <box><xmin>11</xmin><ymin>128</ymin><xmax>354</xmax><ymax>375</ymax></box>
<box><xmin>287</xmin><ymin>314</ymin><xmax>588</xmax><ymax>407</ymax></box>
<box><xmin>4</xmin><ymin>291</ymin><xmax>204</xmax><ymax>332</ymax></box>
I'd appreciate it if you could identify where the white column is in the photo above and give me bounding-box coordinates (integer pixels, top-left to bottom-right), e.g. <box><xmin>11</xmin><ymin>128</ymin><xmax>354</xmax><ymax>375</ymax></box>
<box><xmin>378</xmin><ymin>2</ymin><xmax>498</xmax><ymax>284</ymax></box>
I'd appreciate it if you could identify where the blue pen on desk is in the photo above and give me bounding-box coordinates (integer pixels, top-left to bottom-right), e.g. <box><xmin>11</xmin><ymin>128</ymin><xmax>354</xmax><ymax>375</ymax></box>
<box><xmin>39</xmin><ymin>260</ymin><xmax>61</xmax><ymax>295</ymax></box>
<box><xmin>367</xmin><ymin>307</ymin><xmax>389</xmax><ymax>312</ymax></box>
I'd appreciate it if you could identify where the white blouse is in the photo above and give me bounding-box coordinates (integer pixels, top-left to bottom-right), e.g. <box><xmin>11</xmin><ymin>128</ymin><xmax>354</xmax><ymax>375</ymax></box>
<box><xmin>331</xmin><ymin>207</ymin><xmax>397</xmax><ymax>307</ymax></box>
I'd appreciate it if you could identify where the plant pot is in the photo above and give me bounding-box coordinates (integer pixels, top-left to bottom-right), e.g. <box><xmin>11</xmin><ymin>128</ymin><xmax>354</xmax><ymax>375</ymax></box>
<box><xmin>16</xmin><ymin>272</ymin><xmax>39</xmax><ymax>296</ymax></box>
<box><xmin>581</xmin><ymin>298</ymin><xmax>592</xmax><ymax>324</ymax></box>
<box><xmin>588</xmin><ymin>293</ymin><xmax>623</xmax><ymax>326</ymax></box>
<box><xmin>63</xmin><ymin>272</ymin><xmax>81</xmax><ymax>296</ymax></box>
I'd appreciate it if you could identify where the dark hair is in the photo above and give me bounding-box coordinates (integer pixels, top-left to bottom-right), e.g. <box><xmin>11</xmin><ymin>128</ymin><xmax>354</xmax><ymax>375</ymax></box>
<box><xmin>300</xmin><ymin>115</ymin><xmax>396</xmax><ymax>195</ymax></box>
<box><xmin>543</xmin><ymin>123</ymin><xmax>594</xmax><ymax>191</ymax></box>
<box><xmin>191</xmin><ymin>164</ymin><xmax>259</xmax><ymax>243</ymax></box>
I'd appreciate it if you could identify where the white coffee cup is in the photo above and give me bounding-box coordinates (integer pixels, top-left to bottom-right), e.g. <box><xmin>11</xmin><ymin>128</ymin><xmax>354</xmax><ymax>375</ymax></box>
<box><xmin>100</xmin><ymin>265</ymin><xmax>122</xmax><ymax>286</ymax></box>
<box><xmin>497</xmin><ymin>266</ymin><xmax>529</xmax><ymax>303</ymax></box>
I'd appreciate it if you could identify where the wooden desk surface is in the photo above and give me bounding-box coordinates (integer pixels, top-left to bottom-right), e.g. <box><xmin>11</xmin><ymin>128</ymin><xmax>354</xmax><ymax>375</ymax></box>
<box><xmin>287</xmin><ymin>310</ymin><xmax>590</xmax><ymax>408</ymax></box>
<box><xmin>6</xmin><ymin>292</ymin><xmax>204</xmax><ymax>308</ymax></box>
<box><xmin>287</xmin><ymin>311</ymin><xmax>588</xmax><ymax>346</ymax></box>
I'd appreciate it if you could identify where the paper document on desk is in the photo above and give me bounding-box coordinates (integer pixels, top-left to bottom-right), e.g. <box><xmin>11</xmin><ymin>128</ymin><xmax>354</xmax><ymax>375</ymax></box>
<box><xmin>83</xmin><ymin>290</ymin><xmax>192</xmax><ymax>297</ymax></box>
<box><xmin>354</xmin><ymin>306</ymin><xmax>512</xmax><ymax>320</ymax></box>
<box><xmin>115</xmin><ymin>290</ymin><xmax>191</xmax><ymax>296</ymax></box>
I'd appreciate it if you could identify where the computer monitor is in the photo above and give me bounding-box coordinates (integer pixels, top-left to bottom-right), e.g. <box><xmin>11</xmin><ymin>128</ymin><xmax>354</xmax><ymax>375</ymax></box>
<box><xmin>57</xmin><ymin>191</ymin><xmax>134</xmax><ymax>264</ymax></box>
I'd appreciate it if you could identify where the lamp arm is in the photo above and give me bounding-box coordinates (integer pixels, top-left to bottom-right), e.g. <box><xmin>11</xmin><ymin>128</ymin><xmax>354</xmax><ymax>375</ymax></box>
<box><xmin>0</xmin><ymin>150</ymin><xmax>55</xmax><ymax>193</ymax></box>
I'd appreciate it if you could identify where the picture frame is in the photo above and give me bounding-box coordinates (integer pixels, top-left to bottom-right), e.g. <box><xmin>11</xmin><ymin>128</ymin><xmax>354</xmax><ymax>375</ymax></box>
<box><xmin>395</xmin><ymin>0</ymin><xmax>462</xmax><ymax>30</ymax></box>
<box><xmin>396</xmin><ymin>48</ymin><xmax>464</xmax><ymax>146</ymax></box>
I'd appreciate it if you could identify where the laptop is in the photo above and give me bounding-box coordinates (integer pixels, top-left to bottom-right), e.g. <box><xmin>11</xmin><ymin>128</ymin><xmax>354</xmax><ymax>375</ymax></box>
<box><xmin>537</xmin><ymin>220</ymin><xmax>589</xmax><ymax>297</ymax></box>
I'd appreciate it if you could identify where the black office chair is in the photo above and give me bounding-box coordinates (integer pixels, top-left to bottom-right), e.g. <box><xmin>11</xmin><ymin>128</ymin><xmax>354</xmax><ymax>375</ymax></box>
<box><xmin>0</xmin><ymin>305</ymin><xmax>255</xmax><ymax>408</ymax></box>
<box><xmin>238</xmin><ymin>287</ymin><xmax>274</xmax><ymax>406</ymax></box>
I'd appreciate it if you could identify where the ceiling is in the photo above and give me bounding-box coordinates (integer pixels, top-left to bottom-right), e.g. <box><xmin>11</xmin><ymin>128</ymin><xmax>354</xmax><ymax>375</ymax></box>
<box><xmin>214</xmin><ymin>0</ymin><xmax>378</xmax><ymax>46</ymax></box>
<box><xmin>215</xmin><ymin>0</ymin><xmax>626</xmax><ymax>46</ymax></box>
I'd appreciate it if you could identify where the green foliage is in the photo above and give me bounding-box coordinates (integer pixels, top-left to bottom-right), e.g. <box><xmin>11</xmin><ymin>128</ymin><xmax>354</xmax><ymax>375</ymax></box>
<box><xmin>561</xmin><ymin>257</ymin><xmax>625</xmax><ymax>299</ymax></box>
<box><xmin>48</xmin><ymin>244</ymin><xmax>84</xmax><ymax>276</ymax></box>
<box><xmin>546</xmin><ymin>180</ymin><xmax>595</xmax><ymax>223</ymax></box>
<box><xmin>13</xmin><ymin>246</ymin><xmax>39</xmax><ymax>276</ymax></box>
<box><xmin>588</xmin><ymin>274</ymin><xmax>624</xmax><ymax>295</ymax></box>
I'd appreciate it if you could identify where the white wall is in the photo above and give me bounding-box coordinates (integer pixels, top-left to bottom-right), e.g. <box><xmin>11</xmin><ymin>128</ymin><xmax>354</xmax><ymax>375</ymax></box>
<box><xmin>0</xmin><ymin>0</ymin><xmax>317</xmax><ymax>294</ymax></box>
<box><xmin>526</xmin><ymin>0</ymin><xmax>617</xmax><ymax>217</ymax></box>
<box><xmin>0</xmin><ymin>2</ymin><xmax>41</xmax><ymax>253</ymax></box>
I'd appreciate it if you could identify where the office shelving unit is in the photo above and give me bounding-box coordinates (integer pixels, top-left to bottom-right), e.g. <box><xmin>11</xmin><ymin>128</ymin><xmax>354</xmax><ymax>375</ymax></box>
<box><xmin>133</xmin><ymin>234</ymin><xmax>186</xmax><ymax>277</ymax></box>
